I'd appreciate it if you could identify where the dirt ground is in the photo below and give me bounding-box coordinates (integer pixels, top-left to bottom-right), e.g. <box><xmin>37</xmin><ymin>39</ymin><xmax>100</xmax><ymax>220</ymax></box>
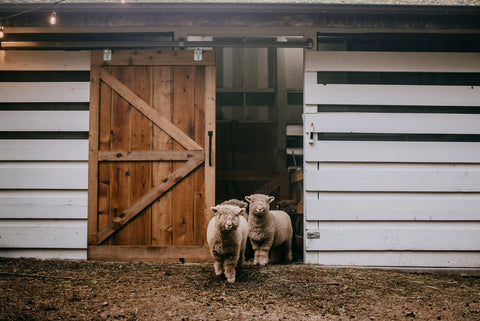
<box><xmin>1</xmin><ymin>258</ymin><xmax>479</xmax><ymax>321</ymax></box>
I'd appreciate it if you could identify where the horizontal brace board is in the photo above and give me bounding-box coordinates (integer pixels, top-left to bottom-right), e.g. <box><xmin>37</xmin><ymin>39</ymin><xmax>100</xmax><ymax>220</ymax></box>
<box><xmin>313</xmin><ymin>133</ymin><xmax>480</xmax><ymax>142</ymax></box>
<box><xmin>0</xmin><ymin>50</ymin><xmax>90</xmax><ymax>71</ymax></box>
<box><xmin>0</xmin><ymin>71</ymin><xmax>90</xmax><ymax>82</ymax></box>
<box><xmin>304</xmin><ymin>251</ymin><xmax>480</xmax><ymax>268</ymax></box>
<box><xmin>98</xmin><ymin>150</ymin><xmax>204</xmax><ymax>162</ymax></box>
<box><xmin>304</xmin><ymin>78</ymin><xmax>480</xmax><ymax>107</ymax></box>
<box><xmin>0</xmin><ymin>162</ymin><xmax>88</xmax><ymax>189</ymax></box>
<box><xmin>304</xmin><ymin>163</ymin><xmax>480</xmax><ymax>192</ymax></box>
<box><xmin>0</xmin><ymin>111</ymin><xmax>89</xmax><ymax>132</ymax></box>
<box><xmin>0</xmin><ymin>220</ymin><xmax>87</xmax><ymax>249</ymax></box>
<box><xmin>304</xmin><ymin>113</ymin><xmax>480</xmax><ymax>135</ymax></box>
<box><xmin>88</xmin><ymin>245</ymin><xmax>213</xmax><ymax>263</ymax></box>
<box><xmin>91</xmin><ymin>50</ymin><xmax>215</xmax><ymax>66</ymax></box>
<box><xmin>0</xmin><ymin>82</ymin><xmax>90</xmax><ymax>103</ymax></box>
<box><xmin>305</xmin><ymin>51</ymin><xmax>480</xmax><ymax>73</ymax></box>
<box><xmin>0</xmin><ymin>140</ymin><xmax>88</xmax><ymax>161</ymax></box>
<box><xmin>0</xmin><ymin>190</ymin><xmax>87</xmax><ymax>219</ymax></box>
<box><xmin>305</xmin><ymin>193</ymin><xmax>480</xmax><ymax>221</ymax></box>
<box><xmin>304</xmin><ymin>141</ymin><xmax>480</xmax><ymax>163</ymax></box>
<box><xmin>0</xmin><ymin>249</ymin><xmax>87</xmax><ymax>260</ymax></box>
<box><xmin>305</xmin><ymin>222</ymin><xmax>480</xmax><ymax>251</ymax></box>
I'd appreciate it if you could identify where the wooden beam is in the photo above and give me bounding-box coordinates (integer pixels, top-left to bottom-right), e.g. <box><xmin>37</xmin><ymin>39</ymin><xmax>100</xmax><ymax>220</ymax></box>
<box><xmin>99</xmin><ymin>67</ymin><xmax>203</xmax><ymax>151</ymax></box>
<box><xmin>96</xmin><ymin>156</ymin><xmax>204</xmax><ymax>245</ymax></box>
<box><xmin>88</xmin><ymin>245</ymin><xmax>213</xmax><ymax>263</ymax></box>
<box><xmin>98</xmin><ymin>150</ymin><xmax>204</xmax><ymax>162</ymax></box>
<box><xmin>216</xmin><ymin>170</ymin><xmax>279</xmax><ymax>181</ymax></box>
<box><xmin>92</xmin><ymin>50</ymin><xmax>215</xmax><ymax>66</ymax></box>
<box><xmin>87</xmin><ymin>66</ymin><xmax>100</xmax><ymax>246</ymax></box>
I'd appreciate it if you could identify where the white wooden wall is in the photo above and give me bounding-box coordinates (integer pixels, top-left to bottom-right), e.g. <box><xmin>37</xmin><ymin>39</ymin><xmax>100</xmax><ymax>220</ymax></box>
<box><xmin>0</xmin><ymin>50</ymin><xmax>90</xmax><ymax>259</ymax></box>
<box><xmin>303</xmin><ymin>51</ymin><xmax>480</xmax><ymax>267</ymax></box>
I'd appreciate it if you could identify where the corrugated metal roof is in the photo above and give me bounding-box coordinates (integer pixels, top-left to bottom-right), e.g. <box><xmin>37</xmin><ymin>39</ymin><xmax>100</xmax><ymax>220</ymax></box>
<box><xmin>0</xmin><ymin>0</ymin><xmax>479</xmax><ymax>6</ymax></box>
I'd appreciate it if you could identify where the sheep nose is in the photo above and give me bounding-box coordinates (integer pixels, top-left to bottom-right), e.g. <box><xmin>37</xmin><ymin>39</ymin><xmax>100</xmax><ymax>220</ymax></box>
<box><xmin>255</xmin><ymin>207</ymin><xmax>263</xmax><ymax>213</ymax></box>
<box><xmin>225</xmin><ymin>220</ymin><xmax>233</xmax><ymax>229</ymax></box>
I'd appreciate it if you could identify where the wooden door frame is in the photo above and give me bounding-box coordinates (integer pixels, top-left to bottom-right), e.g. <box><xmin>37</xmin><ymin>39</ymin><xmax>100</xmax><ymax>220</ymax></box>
<box><xmin>87</xmin><ymin>50</ymin><xmax>215</xmax><ymax>262</ymax></box>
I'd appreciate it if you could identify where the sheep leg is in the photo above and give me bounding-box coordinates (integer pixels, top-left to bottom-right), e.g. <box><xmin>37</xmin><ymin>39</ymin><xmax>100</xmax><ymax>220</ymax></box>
<box><xmin>283</xmin><ymin>239</ymin><xmax>293</xmax><ymax>262</ymax></box>
<box><xmin>214</xmin><ymin>260</ymin><xmax>224</xmax><ymax>276</ymax></box>
<box><xmin>254</xmin><ymin>248</ymin><xmax>270</xmax><ymax>266</ymax></box>
<box><xmin>224</xmin><ymin>263</ymin><xmax>237</xmax><ymax>283</ymax></box>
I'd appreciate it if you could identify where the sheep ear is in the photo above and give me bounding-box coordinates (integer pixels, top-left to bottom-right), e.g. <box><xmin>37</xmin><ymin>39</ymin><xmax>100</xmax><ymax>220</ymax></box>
<box><xmin>268</xmin><ymin>196</ymin><xmax>275</xmax><ymax>204</ymax></box>
<box><xmin>210</xmin><ymin>206</ymin><xmax>218</xmax><ymax>214</ymax></box>
<box><xmin>240</xmin><ymin>208</ymin><xmax>247</xmax><ymax>217</ymax></box>
<box><xmin>245</xmin><ymin>195</ymin><xmax>251</xmax><ymax>202</ymax></box>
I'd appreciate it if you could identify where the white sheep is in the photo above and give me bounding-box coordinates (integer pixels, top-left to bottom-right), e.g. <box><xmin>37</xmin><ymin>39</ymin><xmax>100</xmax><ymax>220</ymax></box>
<box><xmin>245</xmin><ymin>194</ymin><xmax>293</xmax><ymax>266</ymax></box>
<box><xmin>206</xmin><ymin>204</ymin><xmax>248</xmax><ymax>283</ymax></box>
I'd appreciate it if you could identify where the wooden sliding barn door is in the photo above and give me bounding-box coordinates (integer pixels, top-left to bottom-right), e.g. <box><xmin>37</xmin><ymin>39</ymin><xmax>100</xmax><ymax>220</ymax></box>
<box><xmin>88</xmin><ymin>50</ymin><xmax>215</xmax><ymax>262</ymax></box>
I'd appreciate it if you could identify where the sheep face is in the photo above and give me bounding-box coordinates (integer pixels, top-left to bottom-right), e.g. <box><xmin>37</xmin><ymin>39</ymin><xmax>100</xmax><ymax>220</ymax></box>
<box><xmin>211</xmin><ymin>205</ymin><xmax>246</xmax><ymax>232</ymax></box>
<box><xmin>245</xmin><ymin>194</ymin><xmax>275</xmax><ymax>217</ymax></box>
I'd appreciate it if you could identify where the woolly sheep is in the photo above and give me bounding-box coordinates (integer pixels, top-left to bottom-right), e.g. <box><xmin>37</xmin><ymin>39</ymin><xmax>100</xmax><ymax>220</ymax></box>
<box><xmin>220</xmin><ymin>199</ymin><xmax>249</xmax><ymax>220</ymax></box>
<box><xmin>245</xmin><ymin>194</ymin><xmax>293</xmax><ymax>266</ymax></box>
<box><xmin>206</xmin><ymin>204</ymin><xmax>248</xmax><ymax>283</ymax></box>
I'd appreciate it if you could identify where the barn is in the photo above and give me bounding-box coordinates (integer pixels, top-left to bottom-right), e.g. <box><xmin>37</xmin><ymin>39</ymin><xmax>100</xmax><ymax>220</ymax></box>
<box><xmin>0</xmin><ymin>0</ymin><xmax>479</xmax><ymax>269</ymax></box>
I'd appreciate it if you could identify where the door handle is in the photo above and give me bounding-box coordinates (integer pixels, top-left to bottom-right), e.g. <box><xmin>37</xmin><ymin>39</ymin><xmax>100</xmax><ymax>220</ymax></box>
<box><xmin>208</xmin><ymin>131</ymin><xmax>213</xmax><ymax>166</ymax></box>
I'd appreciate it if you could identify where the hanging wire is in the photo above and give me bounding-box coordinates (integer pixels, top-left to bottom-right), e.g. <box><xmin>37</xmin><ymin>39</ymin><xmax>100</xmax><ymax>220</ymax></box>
<box><xmin>0</xmin><ymin>0</ymin><xmax>65</xmax><ymax>22</ymax></box>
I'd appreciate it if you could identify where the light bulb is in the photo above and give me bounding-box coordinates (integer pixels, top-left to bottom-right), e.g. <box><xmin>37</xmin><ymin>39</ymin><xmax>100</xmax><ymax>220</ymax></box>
<box><xmin>49</xmin><ymin>11</ymin><xmax>57</xmax><ymax>25</ymax></box>
<box><xmin>0</xmin><ymin>27</ymin><xmax>4</xmax><ymax>39</ymax></box>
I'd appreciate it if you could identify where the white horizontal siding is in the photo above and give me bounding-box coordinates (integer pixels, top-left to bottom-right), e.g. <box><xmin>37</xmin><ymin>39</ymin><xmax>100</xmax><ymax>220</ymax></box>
<box><xmin>305</xmin><ymin>141</ymin><xmax>480</xmax><ymax>163</ymax></box>
<box><xmin>0</xmin><ymin>249</ymin><xmax>87</xmax><ymax>260</ymax></box>
<box><xmin>0</xmin><ymin>50</ymin><xmax>89</xmax><ymax>260</ymax></box>
<box><xmin>305</xmin><ymin>222</ymin><xmax>480</xmax><ymax>251</ymax></box>
<box><xmin>0</xmin><ymin>190</ymin><xmax>87</xmax><ymax>219</ymax></box>
<box><xmin>0</xmin><ymin>82</ymin><xmax>90</xmax><ymax>103</ymax></box>
<box><xmin>0</xmin><ymin>111</ymin><xmax>89</xmax><ymax>132</ymax></box>
<box><xmin>303</xmin><ymin>50</ymin><xmax>480</xmax><ymax>268</ymax></box>
<box><xmin>0</xmin><ymin>162</ymin><xmax>88</xmax><ymax>189</ymax></box>
<box><xmin>0</xmin><ymin>140</ymin><xmax>88</xmax><ymax>161</ymax></box>
<box><xmin>304</xmin><ymin>252</ymin><xmax>480</xmax><ymax>268</ymax></box>
<box><xmin>304</xmin><ymin>79</ymin><xmax>480</xmax><ymax>108</ymax></box>
<box><xmin>304</xmin><ymin>113</ymin><xmax>480</xmax><ymax>134</ymax></box>
<box><xmin>306</xmin><ymin>193</ymin><xmax>480</xmax><ymax>221</ymax></box>
<box><xmin>305</xmin><ymin>164</ymin><xmax>480</xmax><ymax>192</ymax></box>
<box><xmin>0</xmin><ymin>220</ymin><xmax>87</xmax><ymax>249</ymax></box>
<box><xmin>305</xmin><ymin>51</ymin><xmax>480</xmax><ymax>73</ymax></box>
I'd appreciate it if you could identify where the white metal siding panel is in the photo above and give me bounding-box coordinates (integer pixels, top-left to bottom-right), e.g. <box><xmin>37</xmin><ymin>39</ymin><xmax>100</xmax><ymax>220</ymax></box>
<box><xmin>304</xmin><ymin>51</ymin><xmax>480</xmax><ymax>268</ymax></box>
<box><xmin>304</xmin><ymin>82</ymin><xmax>480</xmax><ymax>107</ymax></box>
<box><xmin>306</xmin><ymin>193</ymin><xmax>480</xmax><ymax>221</ymax></box>
<box><xmin>305</xmin><ymin>141</ymin><xmax>480</xmax><ymax>163</ymax></box>
<box><xmin>304</xmin><ymin>113</ymin><xmax>480</xmax><ymax>134</ymax></box>
<box><xmin>0</xmin><ymin>191</ymin><xmax>87</xmax><ymax>219</ymax></box>
<box><xmin>0</xmin><ymin>50</ymin><xmax>89</xmax><ymax>259</ymax></box>
<box><xmin>305</xmin><ymin>164</ymin><xmax>480</xmax><ymax>192</ymax></box>
<box><xmin>0</xmin><ymin>140</ymin><xmax>88</xmax><ymax>161</ymax></box>
<box><xmin>305</xmin><ymin>51</ymin><xmax>480</xmax><ymax>72</ymax></box>
<box><xmin>0</xmin><ymin>111</ymin><xmax>89</xmax><ymax>132</ymax></box>
<box><xmin>0</xmin><ymin>220</ymin><xmax>87</xmax><ymax>249</ymax></box>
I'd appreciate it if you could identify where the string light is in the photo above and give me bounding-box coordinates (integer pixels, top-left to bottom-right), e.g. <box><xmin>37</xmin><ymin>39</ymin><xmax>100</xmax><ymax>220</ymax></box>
<box><xmin>0</xmin><ymin>26</ymin><xmax>4</xmax><ymax>39</ymax></box>
<box><xmin>49</xmin><ymin>11</ymin><xmax>57</xmax><ymax>25</ymax></box>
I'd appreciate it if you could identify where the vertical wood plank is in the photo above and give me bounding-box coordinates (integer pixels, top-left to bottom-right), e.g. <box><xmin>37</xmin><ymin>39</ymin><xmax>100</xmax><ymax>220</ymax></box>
<box><xmin>173</xmin><ymin>66</ymin><xmax>195</xmax><ymax>246</ymax></box>
<box><xmin>129</xmin><ymin>66</ymin><xmax>153</xmax><ymax>245</ymax></box>
<box><xmin>98</xmin><ymin>66</ymin><xmax>112</xmax><ymax>244</ymax></box>
<box><xmin>87</xmin><ymin>65</ymin><xmax>100</xmax><ymax>246</ymax></box>
<box><xmin>110</xmin><ymin>66</ymin><xmax>132</xmax><ymax>245</ymax></box>
<box><xmin>194</xmin><ymin>66</ymin><xmax>206</xmax><ymax>245</ymax></box>
<box><xmin>152</xmin><ymin>66</ymin><xmax>174</xmax><ymax>246</ymax></box>
<box><xmin>204</xmin><ymin>65</ymin><xmax>216</xmax><ymax>228</ymax></box>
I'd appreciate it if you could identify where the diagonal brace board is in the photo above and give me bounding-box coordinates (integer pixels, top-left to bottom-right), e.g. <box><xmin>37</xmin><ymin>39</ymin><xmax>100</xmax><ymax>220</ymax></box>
<box><xmin>97</xmin><ymin>155</ymin><xmax>204</xmax><ymax>245</ymax></box>
<box><xmin>99</xmin><ymin>67</ymin><xmax>203</xmax><ymax>151</ymax></box>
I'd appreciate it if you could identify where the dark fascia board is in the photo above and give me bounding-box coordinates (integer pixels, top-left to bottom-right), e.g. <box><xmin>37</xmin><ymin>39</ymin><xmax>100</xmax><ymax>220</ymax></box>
<box><xmin>1</xmin><ymin>3</ymin><xmax>480</xmax><ymax>16</ymax></box>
